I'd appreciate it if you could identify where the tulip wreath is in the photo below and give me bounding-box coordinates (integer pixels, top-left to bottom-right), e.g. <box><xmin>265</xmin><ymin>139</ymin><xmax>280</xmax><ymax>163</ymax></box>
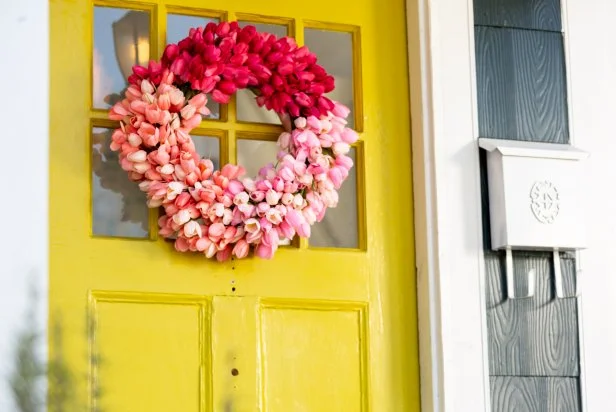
<box><xmin>108</xmin><ymin>21</ymin><xmax>359</xmax><ymax>261</ymax></box>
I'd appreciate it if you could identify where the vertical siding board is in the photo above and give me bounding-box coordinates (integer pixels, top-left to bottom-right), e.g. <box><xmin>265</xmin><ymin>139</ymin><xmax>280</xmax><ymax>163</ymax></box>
<box><xmin>475</xmin><ymin>27</ymin><xmax>569</xmax><ymax>143</ymax></box>
<box><xmin>474</xmin><ymin>0</ymin><xmax>562</xmax><ymax>31</ymax></box>
<box><xmin>491</xmin><ymin>377</ymin><xmax>581</xmax><ymax>412</ymax></box>
<box><xmin>476</xmin><ymin>0</ymin><xmax>579</xmax><ymax>410</ymax></box>
<box><xmin>511</xmin><ymin>29</ymin><xmax>569</xmax><ymax>143</ymax></box>
<box><xmin>486</xmin><ymin>252</ymin><xmax>580</xmax><ymax>376</ymax></box>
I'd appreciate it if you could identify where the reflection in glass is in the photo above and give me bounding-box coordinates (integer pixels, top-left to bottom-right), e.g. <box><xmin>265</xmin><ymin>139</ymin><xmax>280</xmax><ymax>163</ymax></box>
<box><xmin>92</xmin><ymin>128</ymin><xmax>149</xmax><ymax>238</ymax></box>
<box><xmin>167</xmin><ymin>14</ymin><xmax>221</xmax><ymax>119</ymax></box>
<box><xmin>93</xmin><ymin>7</ymin><xmax>150</xmax><ymax>109</ymax></box>
<box><xmin>304</xmin><ymin>28</ymin><xmax>355</xmax><ymax>128</ymax></box>
<box><xmin>236</xmin><ymin>139</ymin><xmax>278</xmax><ymax>178</ymax></box>
<box><xmin>236</xmin><ymin>22</ymin><xmax>288</xmax><ymax>124</ymax></box>
<box><xmin>192</xmin><ymin>135</ymin><xmax>221</xmax><ymax>170</ymax></box>
<box><xmin>310</xmin><ymin>148</ymin><xmax>359</xmax><ymax>248</ymax></box>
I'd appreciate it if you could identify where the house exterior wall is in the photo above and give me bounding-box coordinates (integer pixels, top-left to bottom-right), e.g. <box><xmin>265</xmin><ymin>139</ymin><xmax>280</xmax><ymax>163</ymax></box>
<box><xmin>0</xmin><ymin>0</ymin><xmax>49</xmax><ymax>409</ymax></box>
<box><xmin>410</xmin><ymin>0</ymin><xmax>616</xmax><ymax>410</ymax></box>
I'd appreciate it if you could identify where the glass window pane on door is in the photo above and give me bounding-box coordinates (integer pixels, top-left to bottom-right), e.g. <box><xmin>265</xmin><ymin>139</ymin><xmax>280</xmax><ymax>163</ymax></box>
<box><xmin>310</xmin><ymin>147</ymin><xmax>359</xmax><ymax>248</ymax></box>
<box><xmin>93</xmin><ymin>7</ymin><xmax>150</xmax><ymax>109</ymax></box>
<box><xmin>91</xmin><ymin>127</ymin><xmax>149</xmax><ymax>238</ymax></box>
<box><xmin>304</xmin><ymin>28</ymin><xmax>356</xmax><ymax>129</ymax></box>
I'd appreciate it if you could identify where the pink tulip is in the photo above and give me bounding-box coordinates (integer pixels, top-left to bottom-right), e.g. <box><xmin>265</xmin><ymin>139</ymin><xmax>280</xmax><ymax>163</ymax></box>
<box><xmin>279</xmin><ymin>221</ymin><xmax>295</xmax><ymax>239</ymax></box>
<box><xmin>306</xmin><ymin>116</ymin><xmax>322</xmax><ymax>131</ymax></box>
<box><xmin>328</xmin><ymin>167</ymin><xmax>345</xmax><ymax>189</ymax></box>
<box><xmin>227</xmin><ymin>180</ymin><xmax>244</xmax><ymax>195</ymax></box>
<box><xmin>140</xmin><ymin>80</ymin><xmax>155</xmax><ymax>94</ymax></box>
<box><xmin>173</xmin><ymin>209</ymin><xmax>191</xmax><ymax>225</ymax></box>
<box><xmin>130</xmin><ymin>100</ymin><xmax>148</xmax><ymax>115</ymax></box>
<box><xmin>175</xmin><ymin>237</ymin><xmax>189</xmax><ymax>252</ymax></box>
<box><xmin>266</xmin><ymin>189</ymin><xmax>281</xmax><ymax>205</ymax></box>
<box><xmin>332</xmin><ymin>102</ymin><xmax>351</xmax><ymax>118</ymax></box>
<box><xmin>265</xmin><ymin>208</ymin><xmax>283</xmax><ymax>225</ymax></box>
<box><xmin>208</xmin><ymin>222</ymin><xmax>225</xmax><ymax>239</ymax></box>
<box><xmin>255</xmin><ymin>243</ymin><xmax>274</xmax><ymax>259</ymax></box>
<box><xmin>335</xmin><ymin>154</ymin><xmax>354</xmax><ymax>170</ymax></box>
<box><xmin>216</xmin><ymin>246</ymin><xmax>233</xmax><ymax>262</ymax></box>
<box><xmin>158</xmin><ymin>93</ymin><xmax>171</xmax><ymax>111</ymax></box>
<box><xmin>256</xmin><ymin>202</ymin><xmax>270</xmax><ymax>216</ymax></box>
<box><xmin>221</xmin><ymin>164</ymin><xmax>244</xmax><ymax>180</ymax></box>
<box><xmin>278</xmin><ymin>167</ymin><xmax>294</xmax><ymax>182</ymax></box>
<box><xmin>250</xmin><ymin>191</ymin><xmax>265</xmax><ymax>202</ymax></box>
<box><xmin>341</xmin><ymin>128</ymin><xmax>359</xmax><ymax>144</ymax></box>
<box><xmin>294</xmin><ymin>117</ymin><xmax>307</xmax><ymax>129</ymax></box>
<box><xmin>245</xmin><ymin>230</ymin><xmax>262</xmax><ymax>244</ymax></box>
<box><xmin>332</xmin><ymin>142</ymin><xmax>350</xmax><ymax>156</ymax></box>
<box><xmin>204</xmin><ymin>241</ymin><xmax>218</xmax><ymax>258</ymax></box>
<box><xmin>180</xmin><ymin>104</ymin><xmax>196</xmax><ymax>119</ymax></box>
<box><xmin>182</xmin><ymin>114</ymin><xmax>202</xmax><ymax>129</ymax></box>
<box><xmin>125</xmin><ymin>85</ymin><xmax>142</xmax><ymax>100</ymax></box>
<box><xmin>184</xmin><ymin>220</ymin><xmax>202</xmax><ymax>238</ymax></box>
<box><xmin>244</xmin><ymin>218</ymin><xmax>260</xmax><ymax>233</ymax></box>
<box><xmin>278</xmin><ymin>132</ymin><xmax>291</xmax><ymax>150</ymax></box>
<box><xmin>297</xmin><ymin>222</ymin><xmax>311</xmax><ymax>237</ymax></box>
<box><xmin>195</xmin><ymin>237</ymin><xmax>211</xmax><ymax>252</ymax></box>
<box><xmin>285</xmin><ymin>208</ymin><xmax>303</xmax><ymax>229</ymax></box>
<box><xmin>109</xmin><ymin>103</ymin><xmax>129</xmax><ymax>120</ymax></box>
<box><xmin>233</xmin><ymin>239</ymin><xmax>249</xmax><ymax>258</ymax></box>
<box><xmin>233</xmin><ymin>192</ymin><xmax>249</xmax><ymax>205</ymax></box>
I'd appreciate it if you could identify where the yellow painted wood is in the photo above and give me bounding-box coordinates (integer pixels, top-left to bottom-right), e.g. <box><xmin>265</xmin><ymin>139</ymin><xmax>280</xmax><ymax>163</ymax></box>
<box><xmin>50</xmin><ymin>0</ymin><xmax>418</xmax><ymax>410</ymax></box>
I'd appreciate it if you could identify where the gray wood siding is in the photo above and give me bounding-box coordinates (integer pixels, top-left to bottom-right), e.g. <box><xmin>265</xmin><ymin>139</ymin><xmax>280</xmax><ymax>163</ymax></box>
<box><xmin>485</xmin><ymin>251</ymin><xmax>579</xmax><ymax>376</ymax></box>
<box><xmin>491</xmin><ymin>377</ymin><xmax>581</xmax><ymax>412</ymax></box>
<box><xmin>475</xmin><ymin>26</ymin><xmax>569</xmax><ymax>143</ymax></box>
<box><xmin>474</xmin><ymin>0</ymin><xmax>562</xmax><ymax>31</ymax></box>
<box><xmin>475</xmin><ymin>1</ymin><xmax>581</xmax><ymax>410</ymax></box>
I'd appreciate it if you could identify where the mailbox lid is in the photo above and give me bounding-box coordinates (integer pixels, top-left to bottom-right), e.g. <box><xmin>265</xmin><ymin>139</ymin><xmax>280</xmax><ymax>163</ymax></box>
<box><xmin>479</xmin><ymin>138</ymin><xmax>588</xmax><ymax>160</ymax></box>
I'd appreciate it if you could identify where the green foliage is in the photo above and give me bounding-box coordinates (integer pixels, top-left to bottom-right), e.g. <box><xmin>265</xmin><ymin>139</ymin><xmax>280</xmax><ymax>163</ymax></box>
<box><xmin>8</xmin><ymin>286</ymin><xmax>105</xmax><ymax>412</ymax></box>
<box><xmin>8</xmin><ymin>295</ymin><xmax>44</xmax><ymax>412</ymax></box>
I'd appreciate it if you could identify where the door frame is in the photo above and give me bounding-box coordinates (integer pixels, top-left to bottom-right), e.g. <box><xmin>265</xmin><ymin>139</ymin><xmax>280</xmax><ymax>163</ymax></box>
<box><xmin>405</xmin><ymin>0</ymin><xmax>492</xmax><ymax>410</ymax></box>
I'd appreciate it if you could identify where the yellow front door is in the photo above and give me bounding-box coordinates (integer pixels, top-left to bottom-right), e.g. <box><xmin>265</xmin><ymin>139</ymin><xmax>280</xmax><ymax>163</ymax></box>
<box><xmin>50</xmin><ymin>0</ymin><xmax>418</xmax><ymax>410</ymax></box>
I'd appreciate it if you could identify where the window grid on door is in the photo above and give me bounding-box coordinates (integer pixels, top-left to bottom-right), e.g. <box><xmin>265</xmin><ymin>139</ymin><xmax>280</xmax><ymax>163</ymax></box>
<box><xmin>90</xmin><ymin>2</ymin><xmax>366</xmax><ymax>250</ymax></box>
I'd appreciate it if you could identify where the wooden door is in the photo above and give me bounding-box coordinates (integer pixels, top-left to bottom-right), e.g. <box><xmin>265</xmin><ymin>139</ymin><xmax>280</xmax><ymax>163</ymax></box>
<box><xmin>50</xmin><ymin>0</ymin><xmax>418</xmax><ymax>410</ymax></box>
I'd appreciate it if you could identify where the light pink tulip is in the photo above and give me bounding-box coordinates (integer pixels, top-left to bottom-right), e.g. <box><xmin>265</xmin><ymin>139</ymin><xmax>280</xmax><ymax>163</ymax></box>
<box><xmin>232</xmin><ymin>240</ymin><xmax>249</xmax><ymax>258</ymax></box>
<box><xmin>266</xmin><ymin>189</ymin><xmax>281</xmax><ymax>206</ymax></box>
<box><xmin>244</xmin><ymin>218</ymin><xmax>260</xmax><ymax>234</ymax></box>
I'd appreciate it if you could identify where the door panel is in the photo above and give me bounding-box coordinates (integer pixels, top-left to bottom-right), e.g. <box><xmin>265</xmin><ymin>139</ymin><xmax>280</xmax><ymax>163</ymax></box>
<box><xmin>50</xmin><ymin>0</ymin><xmax>418</xmax><ymax>410</ymax></box>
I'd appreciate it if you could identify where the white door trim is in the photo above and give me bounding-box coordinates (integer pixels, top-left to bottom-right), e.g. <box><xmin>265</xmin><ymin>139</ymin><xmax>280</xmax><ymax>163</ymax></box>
<box><xmin>407</xmin><ymin>0</ymin><xmax>491</xmax><ymax>411</ymax></box>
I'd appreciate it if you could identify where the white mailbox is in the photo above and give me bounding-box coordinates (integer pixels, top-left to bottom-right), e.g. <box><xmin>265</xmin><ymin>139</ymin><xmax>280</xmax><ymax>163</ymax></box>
<box><xmin>479</xmin><ymin>138</ymin><xmax>589</xmax><ymax>299</ymax></box>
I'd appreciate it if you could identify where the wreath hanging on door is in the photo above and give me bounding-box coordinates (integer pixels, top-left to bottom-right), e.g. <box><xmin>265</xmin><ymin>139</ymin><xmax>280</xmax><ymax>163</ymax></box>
<box><xmin>108</xmin><ymin>21</ymin><xmax>358</xmax><ymax>261</ymax></box>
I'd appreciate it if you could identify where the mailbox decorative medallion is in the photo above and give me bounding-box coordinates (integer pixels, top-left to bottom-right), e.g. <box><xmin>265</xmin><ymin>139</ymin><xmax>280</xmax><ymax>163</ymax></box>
<box><xmin>530</xmin><ymin>180</ymin><xmax>560</xmax><ymax>224</ymax></box>
<box><xmin>108</xmin><ymin>22</ymin><xmax>359</xmax><ymax>261</ymax></box>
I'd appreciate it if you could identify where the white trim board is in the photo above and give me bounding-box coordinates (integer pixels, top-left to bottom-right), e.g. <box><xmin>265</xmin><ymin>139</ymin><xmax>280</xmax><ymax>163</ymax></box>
<box><xmin>407</xmin><ymin>0</ymin><xmax>491</xmax><ymax>410</ymax></box>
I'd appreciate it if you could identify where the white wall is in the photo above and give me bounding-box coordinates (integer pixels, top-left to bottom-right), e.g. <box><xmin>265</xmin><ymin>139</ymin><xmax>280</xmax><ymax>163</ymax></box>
<box><xmin>408</xmin><ymin>0</ymin><xmax>490</xmax><ymax>410</ymax></box>
<box><xmin>566</xmin><ymin>0</ymin><xmax>616</xmax><ymax>409</ymax></box>
<box><xmin>0</xmin><ymin>0</ymin><xmax>49</xmax><ymax>410</ymax></box>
